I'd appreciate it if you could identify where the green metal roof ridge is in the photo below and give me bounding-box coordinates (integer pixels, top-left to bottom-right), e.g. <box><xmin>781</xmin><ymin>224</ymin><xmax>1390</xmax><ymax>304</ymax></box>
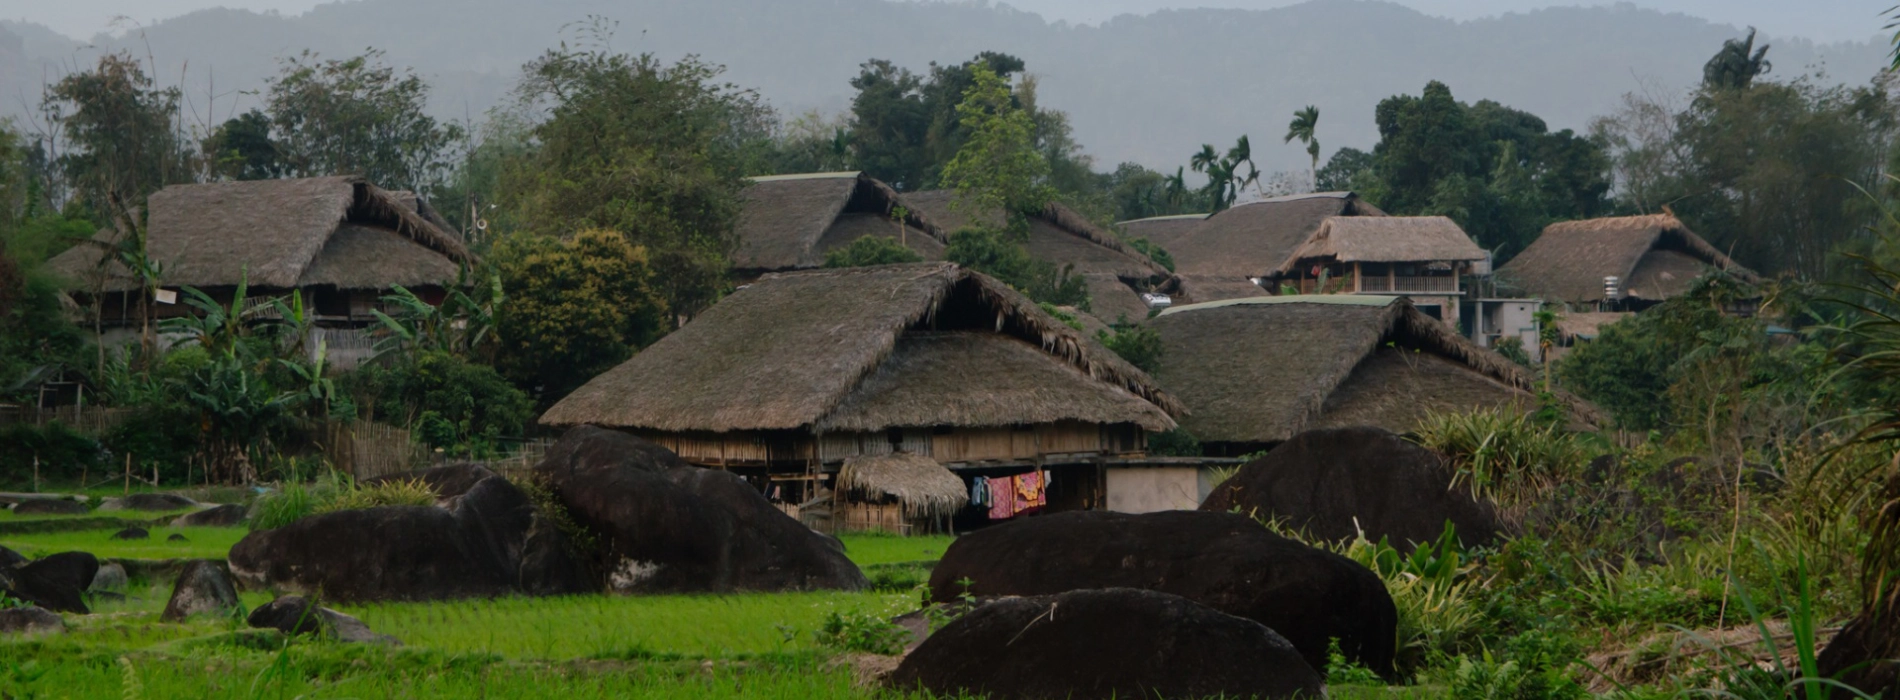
<box><xmin>1157</xmin><ymin>294</ymin><xmax>1399</xmax><ymax>317</ymax></box>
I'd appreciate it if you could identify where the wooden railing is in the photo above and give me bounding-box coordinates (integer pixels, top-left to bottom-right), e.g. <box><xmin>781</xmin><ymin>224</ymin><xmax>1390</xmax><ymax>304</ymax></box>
<box><xmin>1357</xmin><ymin>275</ymin><xmax>1461</xmax><ymax>294</ymax></box>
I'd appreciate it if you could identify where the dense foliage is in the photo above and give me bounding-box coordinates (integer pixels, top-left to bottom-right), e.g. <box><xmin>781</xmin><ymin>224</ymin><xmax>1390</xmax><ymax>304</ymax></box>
<box><xmin>490</xmin><ymin>230</ymin><xmax>667</xmax><ymax>404</ymax></box>
<box><xmin>822</xmin><ymin>235</ymin><xmax>923</xmax><ymax>268</ymax></box>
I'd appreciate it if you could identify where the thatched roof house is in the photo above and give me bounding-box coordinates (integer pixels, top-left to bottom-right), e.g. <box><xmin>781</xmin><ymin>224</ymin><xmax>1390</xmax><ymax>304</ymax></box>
<box><xmin>834</xmin><ymin>452</ymin><xmax>969</xmax><ymax>533</ymax></box>
<box><xmin>1145</xmin><ymin>295</ymin><xmax>1589</xmax><ymax>453</ymax></box>
<box><xmin>1272</xmin><ymin>216</ymin><xmax>1486</xmax><ymax>276</ymax></box>
<box><xmin>1116</xmin><ymin>214</ymin><xmax>1207</xmax><ymax>250</ymax></box>
<box><xmin>46</xmin><ymin>176</ymin><xmax>473</xmax><ymax>295</ymax></box>
<box><xmin>543</xmin><ymin>262</ymin><xmax>1182</xmax><ymax>471</ymax></box>
<box><xmin>732</xmin><ymin>172</ymin><xmax>945</xmax><ymax>274</ymax></box>
<box><xmin>900</xmin><ymin>191</ymin><xmax>1179</xmax><ymax>322</ymax></box>
<box><xmin>1497</xmin><ymin>214</ymin><xmax>1757</xmax><ymax>307</ymax></box>
<box><xmin>1164</xmin><ymin>192</ymin><xmax>1386</xmax><ymax>302</ymax></box>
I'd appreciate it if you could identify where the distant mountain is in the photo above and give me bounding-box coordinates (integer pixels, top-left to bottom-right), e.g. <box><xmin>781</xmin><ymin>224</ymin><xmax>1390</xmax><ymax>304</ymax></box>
<box><xmin>0</xmin><ymin>0</ymin><xmax>1886</xmax><ymax>172</ymax></box>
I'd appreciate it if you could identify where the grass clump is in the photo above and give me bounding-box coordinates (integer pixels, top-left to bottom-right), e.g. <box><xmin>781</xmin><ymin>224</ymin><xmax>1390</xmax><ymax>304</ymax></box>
<box><xmin>250</xmin><ymin>473</ymin><xmax>434</xmax><ymax>530</ymax></box>
<box><xmin>1412</xmin><ymin>407</ymin><xmax>1584</xmax><ymax>514</ymax></box>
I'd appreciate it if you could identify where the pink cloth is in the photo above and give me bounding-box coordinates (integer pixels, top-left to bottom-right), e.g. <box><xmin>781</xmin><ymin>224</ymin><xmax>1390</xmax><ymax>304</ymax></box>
<box><xmin>986</xmin><ymin>477</ymin><xmax>1015</xmax><ymax>520</ymax></box>
<box><xmin>1013</xmin><ymin>471</ymin><xmax>1047</xmax><ymax>515</ymax></box>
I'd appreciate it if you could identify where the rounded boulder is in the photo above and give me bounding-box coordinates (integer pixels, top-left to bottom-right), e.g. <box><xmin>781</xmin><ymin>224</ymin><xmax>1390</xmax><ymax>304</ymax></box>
<box><xmin>929</xmin><ymin>509</ymin><xmax>1397</xmax><ymax>678</ymax></box>
<box><xmin>890</xmin><ymin>588</ymin><xmax>1322</xmax><ymax>700</ymax></box>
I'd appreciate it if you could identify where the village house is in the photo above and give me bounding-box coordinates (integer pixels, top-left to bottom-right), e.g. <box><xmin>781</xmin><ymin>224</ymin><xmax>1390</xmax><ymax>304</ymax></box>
<box><xmin>540</xmin><ymin>262</ymin><xmax>1186</xmax><ymax>530</ymax></box>
<box><xmin>1264</xmin><ymin>215</ymin><xmax>1488</xmax><ymax>326</ymax></box>
<box><xmin>899</xmin><ymin>190</ymin><xmax>1182</xmax><ymax>322</ymax></box>
<box><xmin>44</xmin><ymin>176</ymin><xmax>474</xmax><ymax>369</ymax></box>
<box><xmin>1116</xmin><ymin>213</ymin><xmax>1207</xmax><ymax>252</ymax></box>
<box><xmin>1497</xmin><ymin>213</ymin><xmax>1758</xmax><ymax>312</ymax></box>
<box><xmin>729</xmin><ymin>172</ymin><xmax>944</xmax><ymax>279</ymax></box>
<box><xmin>1162</xmin><ymin>191</ymin><xmax>1386</xmax><ymax>302</ymax></box>
<box><xmin>1145</xmin><ymin>295</ymin><xmax>1595</xmax><ymax>457</ymax></box>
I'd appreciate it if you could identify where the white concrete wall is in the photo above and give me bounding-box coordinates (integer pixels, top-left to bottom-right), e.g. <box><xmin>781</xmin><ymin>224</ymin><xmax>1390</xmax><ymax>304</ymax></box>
<box><xmin>1106</xmin><ymin>467</ymin><xmax>1203</xmax><ymax>513</ymax></box>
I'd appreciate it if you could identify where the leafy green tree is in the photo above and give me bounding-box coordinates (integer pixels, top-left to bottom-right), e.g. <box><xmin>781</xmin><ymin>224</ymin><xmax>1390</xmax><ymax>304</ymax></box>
<box><xmin>941</xmin><ymin>64</ymin><xmax>1051</xmax><ymax>232</ymax></box>
<box><xmin>1316</xmin><ymin>147</ymin><xmax>1376</xmax><ymax>192</ymax></box>
<box><xmin>491</xmin><ymin>229</ymin><xmax>667</xmax><ymax>404</ymax></box>
<box><xmin>265</xmin><ymin>50</ymin><xmax>464</xmax><ymax>192</ymax></box>
<box><xmin>945</xmin><ymin>227</ymin><xmax>1089</xmax><ymax>308</ymax></box>
<box><xmin>500</xmin><ymin>36</ymin><xmax>763</xmax><ymax>317</ymax></box>
<box><xmin>847</xmin><ymin>59</ymin><xmax>932</xmax><ymax>189</ymax></box>
<box><xmin>823</xmin><ymin>235</ymin><xmax>923</xmax><ymax>268</ymax></box>
<box><xmin>40</xmin><ymin>52</ymin><xmax>189</xmax><ymax>214</ymax></box>
<box><xmin>1361</xmin><ymin>81</ymin><xmax>1609</xmax><ymax>257</ymax></box>
<box><xmin>340</xmin><ymin>350</ymin><xmax>533</xmax><ymax>457</ymax></box>
<box><xmin>1702</xmin><ymin>27</ymin><xmax>1772</xmax><ymax>91</ymax></box>
<box><xmin>203</xmin><ymin>109</ymin><xmax>283</xmax><ymax>181</ymax></box>
<box><xmin>1098</xmin><ymin>324</ymin><xmax>1163</xmax><ymax>374</ymax></box>
<box><xmin>1186</xmin><ymin>137</ymin><xmax>1260</xmax><ymax>212</ymax></box>
<box><xmin>1285</xmin><ymin>105</ymin><xmax>1322</xmax><ymax>185</ymax></box>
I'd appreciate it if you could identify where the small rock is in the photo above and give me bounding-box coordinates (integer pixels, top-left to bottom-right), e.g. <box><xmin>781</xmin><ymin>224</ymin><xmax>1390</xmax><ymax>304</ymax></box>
<box><xmin>0</xmin><ymin>607</ymin><xmax>65</xmax><ymax>636</ymax></box>
<box><xmin>248</xmin><ymin>595</ymin><xmax>399</xmax><ymax>645</ymax></box>
<box><xmin>172</xmin><ymin>504</ymin><xmax>247</xmax><ymax>527</ymax></box>
<box><xmin>89</xmin><ymin>563</ymin><xmax>129</xmax><ymax>593</ymax></box>
<box><xmin>160</xmin><ymin>560</ymin><xmax>240</xmax><ymax>623</ymax></box>
<box><xmin>110</xmin><ymin>527</ymin><xmax>149</xmax><ymax>540</ymax></box>
<box><xmin>11</xmin><ymin>499</ymin><xmax>90</xmax><ymax>516</ymax></box>
<box><xmin>167</xmin><ymin>533</ymin><xmax>188</xmax><ymax>543</ymax></box>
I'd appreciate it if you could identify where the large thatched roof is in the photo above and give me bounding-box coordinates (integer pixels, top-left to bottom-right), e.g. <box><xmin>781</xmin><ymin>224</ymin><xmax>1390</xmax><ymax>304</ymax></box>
<box><xmin>45</xmin><ymin>176</ymin><xmax>472</xmax><ymax>292</ymax></box>
<box><xmin>1496</xmin><ymin>214</ymin><xmax>1758</xmax><ymax>304</ymax></box>
<box><xmin>1116</xmin><ymin>214</ymin><xmax>1207</xmax><ymax>250</ymax></box>
<box><xmin>733</xmin><ymin>172</ymin><xmax>944</xmax><ymax>272</ymax></box>
<box><xmin>1165</xmin><ymin>192</ymin><xmax>1385</xmax><ymax>300</ymax></box>
<box><xmin>836</xmin><ymin>452</ymin><xmax>969</xmax><ymax>518</ymax></box>
<box><xmin>1146</xmin><ymin>295</ymin><xmax>1590</xmax><ymax>444</ymax></box>
<box><xmin>541</xmin><ymin>262</ymin><xmax>1183</xmax><ymax>433</ymax></box>
<box><xmin>900</xmin><ymin>191</ymin><xmax>1172</xmax><ymax>281</ymax></box>
<box><xmin>1275</xmin><ymin>216</ymin><xmax>1486</xmax><ymax>274</ymax></box>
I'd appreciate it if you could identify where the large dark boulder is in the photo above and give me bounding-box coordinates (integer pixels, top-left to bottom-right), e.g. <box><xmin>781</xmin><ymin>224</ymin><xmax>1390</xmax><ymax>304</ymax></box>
<box><xmin>1201</xmin><ymin>426</ymin><xmax>1507</xmax><ymax>550</ymax></box>
<box><xmin>533</xmin><ymin>426</ymin><xmax>865</xmax><ymax>593</ymax></box>
<box><xmin>1819</xmin><ymin>608</ymin><xmax>1898</xmax><ymax>699</ymax></box>
<box><xmin>929</xmin><ymin>509</ymin><xmax>1397</xmax><ymax>677</ymax></box>
<box><xmin>228</xmin><ymin>475</ymin><xmax>592</xmax><ymax>602</ymax></box>
<box><xmin>11</xmin><ymin>499</ymin><xmax>89</xmax><ymax>516</ymax></box>
<box><xmin>160</xmin><ymin>560</ymin><xmax>240</xmax><ymax>622</ymax></box>
<box><xmin>0</xmin><ymin>547</ymin><xmax>26</xmax><ymax>569</ymax></box>
<box><xmin>118</xmin><ymin>493</ymin><xmax>198</xmax><ymax>511</ymax></box>
<box><xmin>173</xmin><ymin>504</ymin><xmax>248</xmax><ymax>527</ymax></box>
<box><xmin>890</xmin><ymin>588</ymin><xmax>1322</xmax><ymax>700</ymax></box>
<box><xmin>0</xmin><ymin>552</ymin><xmax>99</xmax><ymax>614</ymax></box>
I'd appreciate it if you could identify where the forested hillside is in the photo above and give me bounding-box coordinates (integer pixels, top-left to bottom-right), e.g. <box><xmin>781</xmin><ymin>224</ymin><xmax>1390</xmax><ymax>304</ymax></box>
<box><xmin>0</xmin><ymin>0</ymin><xmax>1885</xmax><ymax>171</ymax></box>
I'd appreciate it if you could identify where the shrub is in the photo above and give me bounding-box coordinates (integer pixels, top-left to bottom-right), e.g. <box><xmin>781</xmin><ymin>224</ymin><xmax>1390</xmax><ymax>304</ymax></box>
<box><xmin>817</xmin><ymin>610</ymin><xmax>908</xmax><ymax>655</ymax></box>
<box><xmin>1097</xmin><ymin>324</ymin><xmax>1162</xmax><ymax>374</ymax></box>
<box><xmin>823</xmin><ymin>235</ymin><xmax>923</xmax><ymax>268</ymax></box>
<box><xmin>341</xmin><ymin>350</ymin><xmax>533</xmax><ymax>457</ymax></box>
<box><xmin>0</xmin><ymin>422</ymin><xmax>103</xmax><ymax>484</ymax></box>
<box><xmin>250</xmin><ymin>480</ymin><xmax>326</xmax><ymax>531</ymax></box>
<box><xmin>1146</xmin><ymin>428</ymin><xmax>1200</xmax><ymax>457</ymax></box>
<box><xmin>315</xmin><ymin>478</ymin><xmax>435</xmax><ymax>514</ymax></box>
<box><xmin>1412</xmin><ymin>407</ymin><xmax>1584</xmax><ymax>514</ymax></box>
<box><xmin>1445</xmin><ymin>629</ymin><xmax>1588</xmax><ymax>700</ymax></box>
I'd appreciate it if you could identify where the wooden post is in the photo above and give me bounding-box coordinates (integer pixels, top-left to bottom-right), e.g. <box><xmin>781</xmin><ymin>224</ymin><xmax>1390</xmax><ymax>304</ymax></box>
<box><xmin>32</xmin><ymin>455</ymin><xmax>39</xmax><ymax>493</ymax></box>
<box><xmin>124</xmin><ymin>453</ymin><xmax>131</xmax><ymax>495</ymax></box>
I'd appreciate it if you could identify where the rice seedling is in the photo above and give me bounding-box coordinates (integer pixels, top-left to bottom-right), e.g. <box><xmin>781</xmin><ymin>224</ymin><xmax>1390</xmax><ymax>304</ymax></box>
<box><xmin>0</xmin><ymin>525</ymin><xmax>248</xmax><ymax>561</ymax></box>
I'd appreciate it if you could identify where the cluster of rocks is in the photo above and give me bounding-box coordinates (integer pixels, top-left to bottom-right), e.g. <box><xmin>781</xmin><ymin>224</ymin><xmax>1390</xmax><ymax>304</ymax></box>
<box><xmin>228</xmin><ymin>425</ymin><xmax>865</xmax><ymax>602</ymax></box>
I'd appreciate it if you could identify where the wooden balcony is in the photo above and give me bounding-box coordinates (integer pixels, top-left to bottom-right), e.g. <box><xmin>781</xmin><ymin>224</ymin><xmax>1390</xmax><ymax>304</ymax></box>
<box><xmin>1358</xmin><ymin>275</ymin><xmax>1460</xmax><ymax>294</ymax></box>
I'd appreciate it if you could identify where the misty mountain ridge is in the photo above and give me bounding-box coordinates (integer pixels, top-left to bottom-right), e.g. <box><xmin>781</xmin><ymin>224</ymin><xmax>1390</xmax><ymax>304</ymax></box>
<box><xmin>0</xmin><ymin>0</ymin><xmax>1887</xmax><ymax>173</ymax></box>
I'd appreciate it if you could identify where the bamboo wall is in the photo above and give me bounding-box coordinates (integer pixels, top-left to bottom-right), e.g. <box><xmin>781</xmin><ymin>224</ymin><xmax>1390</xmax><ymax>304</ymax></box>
<box><xmin>641</xmin><ymin>422</ymin><xmax>1146</xmax><ymax>470</ymax></box>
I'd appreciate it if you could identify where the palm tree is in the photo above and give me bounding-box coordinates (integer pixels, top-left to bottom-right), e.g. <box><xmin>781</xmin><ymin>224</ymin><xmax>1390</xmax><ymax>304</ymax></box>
<box><xmin>1162</xmin><ymin>167</ymin><xmax>1190</xmax><ymax>210</ymax></box>
<box><xmin>1285</xmin><ymin>106</ymin><xmax>1321</xmax><ymax>187</ymax></box>
<box><xmin>1188</xmin><ymin>138</ymin><xmax>1261</xmax><ymax>212</ymax></box>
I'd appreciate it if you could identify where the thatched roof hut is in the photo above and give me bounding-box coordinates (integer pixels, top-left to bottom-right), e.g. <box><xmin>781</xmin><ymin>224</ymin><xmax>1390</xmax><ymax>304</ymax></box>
<box><xmin>732</xmin><ymin>172</ymin><xmax>946</xmax><ymax>273</ymax></box>
<box><xmin>1163</xmin><ymin>192</ymin><xmax>1385</xmax><ymax>302</ymax></box>
<box><xmin>1145</xmin><ymin>295</ymin><xmax>1593</xmax><ymax>450</ymax></box>
<box><xmin>900</xmin><ymin>191</ymin><xmax>1178</xmax><ymax>322</ymax></box>
<box><xmin>542</xmin><ymin>262</ymin><xmax>1181</xmax><ymax>437</ymax></box>
<box><xmin>1496</xmin><ymin>214</ymin><xmax>1758</xmax><ymax>305</ymax></box>
<box><xmin>1272</xmin><ymin>216</ymin><xmax>1486</xmax><ymax>275</ymax></box>
<box><xmin>836</xmin><ymin>453</ymin><xmax>970</xmax><ymax>520</ymax></box>
<box><xmin>1553</xmin><ymin>311</ymin><xmax>1632</xmax><ymax>342</ymax></box>
<box><xmin>45</xmin><ymin>176</ymin><xmax>472</xmax><ymax>293</ymax></box>
<box><xmin>1116</xmin><ymin>214</ymin><xmax>1208</xmax><ymax>250</ymax></box>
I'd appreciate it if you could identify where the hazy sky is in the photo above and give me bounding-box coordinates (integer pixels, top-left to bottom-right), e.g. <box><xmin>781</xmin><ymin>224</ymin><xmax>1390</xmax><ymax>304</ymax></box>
<box><xmin>8</xmin><ymin>0</ymin><xmax>1888</xmax><ymax>44</ymax></box>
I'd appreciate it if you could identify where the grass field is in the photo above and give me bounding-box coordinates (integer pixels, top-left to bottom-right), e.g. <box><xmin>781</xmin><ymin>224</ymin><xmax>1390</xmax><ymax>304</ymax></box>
<box><xmin>0</xmin><ymin>525</ymin><xmax>246</xmax><ymax>560</ymax></box>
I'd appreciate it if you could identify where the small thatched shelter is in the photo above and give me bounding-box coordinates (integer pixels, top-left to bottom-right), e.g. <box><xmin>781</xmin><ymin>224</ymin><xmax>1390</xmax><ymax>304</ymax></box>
<box><xmin>43</xmin><ymin>176</ymin><xmax>473</xmax><ymax>366</ymax></box>
<box><xmin>1497</xmin><ymin>214</ymin><xmax>1757</xmax><ymax>308</ymax></box>
<box><xmin>1145</xmin><ymin>295</ymin><xmax>1594</xmax><ymax>455</ymax></box>
<box><xmin>732</xmin><ymin>172</ymin><xmax>945</xmax><ymax>275</ymax></box>
<box><xmin>1164</xmin><ymin>192</ymin><xmax>1385</xmax><ymax>303</ymax></box>
<box><xmin>901</xmin><ymin>191</ymin><xmax>1180</xmax><ymax>322</ymax></box>
<box><xmin>543</xmin><ymin>262</ymin><xmax>1182</xmax><ymax>477</ymax></box>
<box><xmin>834</xmin><ymin>453</ymin><xmax>970</xmax><ymax>534</ymax></box>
